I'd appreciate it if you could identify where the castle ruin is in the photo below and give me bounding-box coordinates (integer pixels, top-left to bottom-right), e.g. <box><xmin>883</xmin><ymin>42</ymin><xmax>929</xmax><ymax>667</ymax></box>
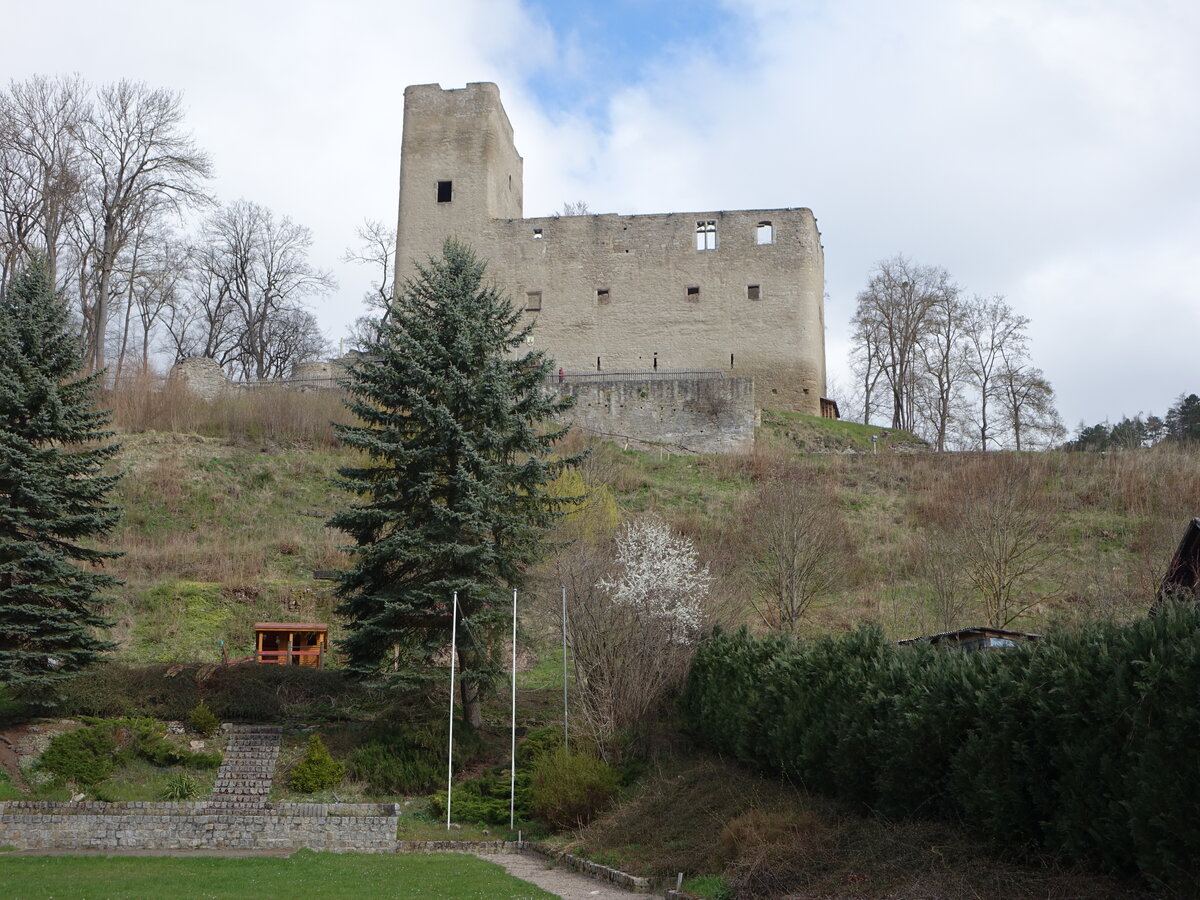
<box><xmin>393</xmin><ymin>83</ymin><xmax>828</xmax><ymax>416</ymax></box>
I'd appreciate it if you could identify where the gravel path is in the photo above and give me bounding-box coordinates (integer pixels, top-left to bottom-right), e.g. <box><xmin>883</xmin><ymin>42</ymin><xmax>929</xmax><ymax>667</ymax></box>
<box><xmin>478</xmin><ymin>852</ymin><xmax>647</xmax><ymax>900</ymax></box>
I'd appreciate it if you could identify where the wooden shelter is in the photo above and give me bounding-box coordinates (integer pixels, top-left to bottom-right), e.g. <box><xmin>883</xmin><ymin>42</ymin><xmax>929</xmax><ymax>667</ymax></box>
<box><xmin>898</xmin><ymin>626</ymin><xmax>1041</xmax><ymax>652</ymax></box>
<box><xmin>254</xmin><ymin>622</ymin><xmax>329</xmax><ymax>668</ymax></box>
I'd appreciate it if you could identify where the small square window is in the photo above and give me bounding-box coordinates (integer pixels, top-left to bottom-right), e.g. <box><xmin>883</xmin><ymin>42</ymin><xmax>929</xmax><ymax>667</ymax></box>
<box><xmin>532</xmin><ymin>228</ymin><xmax>543</xmax><ymax>239</ymax></box>
<box><xmin>747</xmin><ymin>284</ymin><xmax>761</xmax><ymax>300</ymax></box>
<box><xmin>437</xmin><ymin>180</ymin><xmax>453</xmax><ymax>203</ymax></box>
<box><xmin>525</xmin><ymin>291</ymin><xmax>542</xmax><ymax>311</ymax></box>
<box><xmin>756</xmin><ymin>221</ymin><xmax>773</xmax><ymax>244</ymax></box>
<box><xmin>596</xmin><ymin>288</ymin><xmax>610</xmax><ymax>304</ymax></box>
<box><xmin>686</xmin><ymin>286</ymin><xmax>700</xmax><ymax>301</ymax></box>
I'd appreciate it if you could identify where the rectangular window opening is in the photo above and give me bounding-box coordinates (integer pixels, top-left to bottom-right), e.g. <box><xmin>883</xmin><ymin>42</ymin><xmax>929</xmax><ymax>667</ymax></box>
<box><xmin>756</xmin><ymin>221</ymin><xmax>773</xmax><ymax>244</ymax></box>
<box><xmin>695</xmin><ymin>220</ymin><xmax>717</xmax><ymax>251</ymax></box>
<box><xmin>532</xmin><ymin>228</ymin><xmax>543</xmax><ymax>239</ymax></box>
<box><xmin>525</xmin><ymin>291</ymin><xmax>542</xmax><ymax>311</ymax></box>
<box><xmin>747</xmin><ymin>284</ymin><xmax>761</xmax><ymax>300</ymax></box>
<box><xmin>686</xmin><ymin>285</ymin><xmax>700</xmax><ymax>301</ymax></box>
<box><xmin>437</xmin><ymin>180</ymin><xmax>453</xmax><ymax>203</ymax></box>
<box><xmin>596</xmin><ymin>288</ymin><xmax>610</xmax><ymax>304</ymax></box>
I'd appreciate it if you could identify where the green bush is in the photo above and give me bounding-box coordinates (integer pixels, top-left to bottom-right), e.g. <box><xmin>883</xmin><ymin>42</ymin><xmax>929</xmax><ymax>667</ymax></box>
<box><xmin>34</xmin><ymin>718</ymin><xmax>221</xmax><ymax>788</ymax></box>
<box><xmin>35</xmin><ymin>726</ymin><xmax>118</xmax><ymax>785</ymax></box>
<box><xmin>682</xmin><ymin>608</ymin><xmax>1200</xmax><ymax>889</ymax></box>
<box><xmin>346</xmin><ymin>736</ymin><xmax>440</xmax><ymax>795</ymax></box>
<box><xmin>287</xmin><ymin>734</ymin><xmax>345</xmax><ymax>793</ymax></box>
<box><xmin>187</xmin><ymin>700</ymin><xmax>219</xmax><ymax>737</ymax></box>
<box><xmin>530</xmin><ymin>747</ymin><xmax>619</xmax><ymax>829</ymax></box>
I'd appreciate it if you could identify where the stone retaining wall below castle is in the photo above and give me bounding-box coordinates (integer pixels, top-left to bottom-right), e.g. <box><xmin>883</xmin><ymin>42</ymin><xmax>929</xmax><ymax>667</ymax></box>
<box><xmin>0</xmin><ymin>801</ymin><xmax>399</xmax><ymax>852</ymax></box>
<box><xmin>550</xmin><ymin>375</ymin><xmax>755</xmax><ymax>454</ymax></box>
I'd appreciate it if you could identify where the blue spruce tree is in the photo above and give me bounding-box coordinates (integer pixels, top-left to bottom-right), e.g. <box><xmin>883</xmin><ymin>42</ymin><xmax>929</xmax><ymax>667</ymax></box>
<box><xmin>330</xmin><ymin>239</ymin><xmax>576</xmax><ymax>725</ymax></box>
<box><xmin>0</xmin><ymin>257</ymin><xmax>122</xmax><ymax>695</ymax></box>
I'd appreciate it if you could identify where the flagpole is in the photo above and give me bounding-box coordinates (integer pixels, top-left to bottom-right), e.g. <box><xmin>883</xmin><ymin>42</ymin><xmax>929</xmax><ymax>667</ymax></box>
<box><xmin>562</xmin><ymin>584</ymin><xmax>569</xmax><ymax>747</ymax></box>
<box><xmin>510</xmin><ymin>588</ymin><xmax>518</xmax><ymax>830</ymax></box>
<box><xmin>446</xmin><ymin>590</ymin><xmax>458</xmax><ymax>831</ymax></box>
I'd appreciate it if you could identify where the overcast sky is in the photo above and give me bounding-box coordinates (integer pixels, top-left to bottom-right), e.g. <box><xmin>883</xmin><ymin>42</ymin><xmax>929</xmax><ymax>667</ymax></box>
<box><xmin>3</xmin><ymin>0</ymin><xmax>1197</xmax><ymax>431</ymax></box>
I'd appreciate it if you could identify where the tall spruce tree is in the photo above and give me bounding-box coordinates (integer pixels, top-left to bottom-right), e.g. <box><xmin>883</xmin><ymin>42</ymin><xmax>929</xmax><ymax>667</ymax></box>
<box><xmin>330</xmin><ymin>239</ymin><xmax>575</xmax><ymax>725</ymax></box>
<box><xmin>0</xmin><ymin>257</ymin><xmax>121</xmax><ymax>694</ymax></box>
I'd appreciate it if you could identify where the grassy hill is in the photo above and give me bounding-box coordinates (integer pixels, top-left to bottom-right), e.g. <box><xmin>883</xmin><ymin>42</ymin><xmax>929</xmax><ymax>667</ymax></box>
<box><xmin>93</xmin><ymin>388</ymin><xmax>1199</xmax><ymax>661</ymax></box>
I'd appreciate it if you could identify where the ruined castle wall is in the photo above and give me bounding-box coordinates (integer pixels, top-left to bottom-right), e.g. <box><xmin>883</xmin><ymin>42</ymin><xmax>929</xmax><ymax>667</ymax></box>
<box><xmin>391</xmin><ymin>82</ymin><xmax>828</xmax><ymax>416</ymax></box>
<box><xmin>483</xmin><ymin>209</ymin><xmax>825</xmax><ymax>413</ymax></box>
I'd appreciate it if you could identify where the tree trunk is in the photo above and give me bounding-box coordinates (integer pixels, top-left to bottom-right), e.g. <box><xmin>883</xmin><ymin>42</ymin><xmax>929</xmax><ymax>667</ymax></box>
<box><xmin>461</xmin><ymin>679</ymin><xmax>482</xmax><ymax>728</ymax></box>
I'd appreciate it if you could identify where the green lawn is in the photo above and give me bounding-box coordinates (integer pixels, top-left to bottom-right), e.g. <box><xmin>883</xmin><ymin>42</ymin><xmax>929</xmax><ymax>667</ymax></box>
<box><xmin>0</xmin><ymin>851</ymin><xmax>557</xmax><ymax>899</ymax></box>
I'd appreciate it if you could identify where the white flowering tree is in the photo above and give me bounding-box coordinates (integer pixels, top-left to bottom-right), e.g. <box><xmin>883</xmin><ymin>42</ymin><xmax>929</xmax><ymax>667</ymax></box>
<box><xmin>567</xmin><ymin>518</ymin><xmax>712</xmax><ymax>753</ymax></box>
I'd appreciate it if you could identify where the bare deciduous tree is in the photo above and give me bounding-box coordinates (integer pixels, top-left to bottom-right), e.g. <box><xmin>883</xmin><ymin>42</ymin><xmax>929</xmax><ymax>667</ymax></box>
<box><xmin>174</xmin><ymin>200</ymin><xmax>332</xmax><ymax>380</ymax></box>
<box><xmin>997</xmin><ymin>356</ymin><xmax>1064</xmax><ymax>451</ymax></box>
<box><xmin>930</xmin><ymin>457</ymin><xmax>1059</xmax><ymax>627</ymax></box>
<box><xmin>960</xmin><ymin>294</ymin><xmax>1028</xmax><ymax>450</ymax></box>
<box><xmin>554</xmin><ymin>200</ymin><xmax>590</xmax><ymax>217</ymax></box>
<box><xmin>851</xmin><ymin>256</ymin><xmax>955</xmax><ymax>433</ymax></box>
<box><xmin>342</xmin><ymin>218</ymin><xmax>395</xmax><ymax>310</ymax></box>
<box><xmin>0</xmin><ymin>75</ymin><xmax>87</xmax><ymax>294</ymax></box>
<box><xmin>77</xmin><ymin>80</ymin><xmax>212</xmax><ymax>370</ymax></box>
<box><xmin>746</xmin><ymin>474</ymin><xmax>851</xmax><ymax>633</ymax></box>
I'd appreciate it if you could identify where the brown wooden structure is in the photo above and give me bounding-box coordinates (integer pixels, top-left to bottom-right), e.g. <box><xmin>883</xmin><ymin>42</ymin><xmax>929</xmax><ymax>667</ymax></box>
<box><xmin>254</xmin><ymin>622</ymin><xmax>329</xmax><ymax>668</ymax></box>
<box><xmin>898</xmin><ymin>626</ymin><xmax>1041</xmax><ymax>652</ymax></box>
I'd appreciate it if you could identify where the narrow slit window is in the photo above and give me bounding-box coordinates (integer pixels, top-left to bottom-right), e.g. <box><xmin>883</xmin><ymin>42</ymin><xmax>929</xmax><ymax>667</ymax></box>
<box><xmin>532</xmin><ymin>228</ymin><xmax>543</xmax><ymax>239</ymax></box>
<box><xmin>437</xmin><ymin>180</ymin><xmax>453</xmax><ymax>203</ymax></box>
<box><xmin>695</xmin><ymin>220</ymin><xmax>717</xmax><ymax>251</ymax></box>
<box><xmin>596</xmin><ymin>288</ymin><xmax>610</xmax><ymax>304</ymax></box>
<box><xmin>525</xmin><ymin>291</ymin><xmax>542</xmax><ymax>311</ymax></box>
<box><xmin>747</xmin><ymin>284</ymin><xmax>761</xmax><ymax>300</ymax></box>
<box><xmin>756</xmin><ymin>221</ymin><xmax>773</xmax><ymax>244</ymax></box>
<box><xmin>686</xmin><ymin>285</ymin><xmax>700</xmax><ymax>301</ymax></box>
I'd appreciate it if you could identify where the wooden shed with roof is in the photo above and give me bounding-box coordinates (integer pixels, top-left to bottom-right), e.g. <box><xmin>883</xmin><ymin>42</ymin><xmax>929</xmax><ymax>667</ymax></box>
<box><xmin>254</xmin><ymin>622</ymin><xmax>329</xmax><ymax>668</ymax></box>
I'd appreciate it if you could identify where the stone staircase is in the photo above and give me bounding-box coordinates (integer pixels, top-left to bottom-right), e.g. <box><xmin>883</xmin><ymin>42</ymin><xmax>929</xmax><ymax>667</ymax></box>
<box><xmin>205</xmin><ymin>724</ymin><xmax>282</xmax><ymax>810</ymax></box>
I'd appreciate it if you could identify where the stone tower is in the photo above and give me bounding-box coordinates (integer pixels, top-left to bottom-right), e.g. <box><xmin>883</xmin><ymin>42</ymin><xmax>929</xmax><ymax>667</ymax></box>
<box><xmin>395</xmin><ymin>82</ymin><xmax>523</xmax><ymax>276</ymax></box>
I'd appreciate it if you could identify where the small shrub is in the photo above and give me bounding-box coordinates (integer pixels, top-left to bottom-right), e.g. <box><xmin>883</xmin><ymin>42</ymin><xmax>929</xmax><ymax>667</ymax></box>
<box><xmin>35</xmin><ymin>727</ymin><xmax>117</xmax><ymax>786</ymax></box>
<box><xmin>288</xmin><ymin>734</ymin><xmax>345</xmax><ymax>793</ymax></box>
<box><xmin>346</xmin><ymin>737</ymin><xmax>440</xmax><ymax>795</ymax></box>
<box><xmin>161</xmin><ymin>772</ymin><xmax>202</xmax><ymax>801</ymax></box>
<box><xmin>187</xmin><ymin>700</ymin><xmax>219</xmax><ymax>737</ymax></box>
<box><xmin>530</xmin><ymin>746</ymin><xmax>620</xmax><ymax>830</ymax></box>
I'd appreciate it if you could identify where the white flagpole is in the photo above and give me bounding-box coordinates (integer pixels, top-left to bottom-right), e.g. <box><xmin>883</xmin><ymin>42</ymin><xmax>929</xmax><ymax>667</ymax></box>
<box><xmin>562</xmin><ymin>584</ymin><xmax>569</xmax><ymax>747</ymax></box>
<box><xmin>510</xmin><ymin>588</ymin><xmax>518</xmax><ymax>830</ymax></box>
<box><xmin>446</xmin><ymin>590</ymin><xmax>458</xmax><ymax>831</ymax></box>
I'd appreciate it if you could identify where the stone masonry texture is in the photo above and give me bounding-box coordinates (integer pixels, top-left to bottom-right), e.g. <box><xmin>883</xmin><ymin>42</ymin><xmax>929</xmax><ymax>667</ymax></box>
<box><xmin>393</xmin><ymin>82</ymin><xmax>828</xmax><ymax>416</ymax></box>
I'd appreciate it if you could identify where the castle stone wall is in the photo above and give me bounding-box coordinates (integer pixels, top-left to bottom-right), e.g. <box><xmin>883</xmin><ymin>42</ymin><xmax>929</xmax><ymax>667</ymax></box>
<box><xmin>393</xmin><ymin>82</ymin><xmax>827</xmax><ymax>415</ymax></box>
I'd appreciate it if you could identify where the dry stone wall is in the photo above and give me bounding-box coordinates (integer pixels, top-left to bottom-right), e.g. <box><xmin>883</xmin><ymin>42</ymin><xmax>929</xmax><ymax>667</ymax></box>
<box><xmin>551</xmin><ymin>375</ymin><xmax>755</xmax><ymax>453</ymax></box>
<box><xmin>0</xmin><ymin>800</ymin><xmax>398</xmax><ymax>852</ymax></box>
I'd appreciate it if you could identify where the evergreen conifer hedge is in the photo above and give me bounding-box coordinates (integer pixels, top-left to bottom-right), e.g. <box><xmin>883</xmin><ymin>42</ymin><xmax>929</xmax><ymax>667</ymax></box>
<box><xmin>681</xmin><ymin>606</ymin><xmax>1200</xmax><ymax>888</ymax></box>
